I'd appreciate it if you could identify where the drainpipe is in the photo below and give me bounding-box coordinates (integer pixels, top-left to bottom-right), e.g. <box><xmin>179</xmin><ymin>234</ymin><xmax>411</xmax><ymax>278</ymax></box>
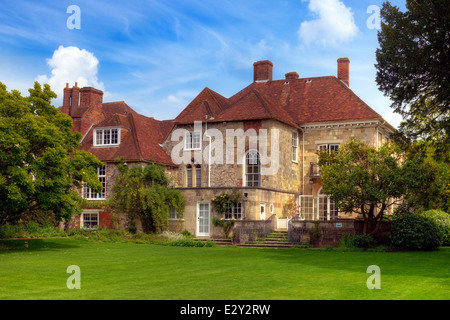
<box><xmin>299</xmin><ymin>126</ymin><xmax>305</xmax><ymax>196</ymax></box>
<box><xmin>205</xmin><ymin>116</ymin><xmax>212</xmax><ymax>187</ymax></box>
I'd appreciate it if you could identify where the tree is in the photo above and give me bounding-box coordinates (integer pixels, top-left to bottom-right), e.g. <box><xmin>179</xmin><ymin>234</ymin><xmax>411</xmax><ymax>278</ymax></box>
<box><xmin>375</xmin><ymin>0</ymin><xmax>450</xmax><ymax>159</ymax></box>
<box><xmin>0</xmin><ymin>82</ymin><xmax>103</xmax><ymax>224</ymax></box>
<box><xmin>400</xmin><ymin>141</ymin><xmax>450</xmax><ymax>212</ymax></box>
<box><xmin>319</xmin><ymin>139</ymin><xmax>407</xmax><ymax>235</ymax></box>
<box><xmin>110</xmin><ymin>159</ymin><xmax>185</xmax><ymax>233</ymax></box>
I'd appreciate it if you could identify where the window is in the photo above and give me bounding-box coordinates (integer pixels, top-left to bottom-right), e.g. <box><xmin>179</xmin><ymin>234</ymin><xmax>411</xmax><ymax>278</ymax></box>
<box><xmin>94</xmin><ymin>128</ymin><xmax>120</xmax><ymax>146</ymax></box>
<box><xmin>186</xmin><ymin>164</ymin><xmax>193</xmax><ymax>187</ymax></box>
<box><xmin>300</xmin><ymin>195</ymin><xmax>315</xmax><ymax>220</ymax></box>
<box><xmin>83</xmin><ymin>165</ymin><xmax>106</xmax><ymax>200</ymax></box>
<box><xmin>318</xmin><ymin>144</ymin><xmax>340</xmax><ymax>154</ymax></box>
<box><xmin>292</xmin><ymin>131</ymin><xmax>298</xmax><ymax>162</ymax></box>
<box><xmin>82</xmin><ymin>212</ymin><xmax>98</xmax><ymax>229</ymax></box>
<box><xmin>224</xmin><ymin>202</ymin><xmax>243</xmax><ymax>220</ymax></box>
<box><xmin>245</xmin><ymin>150</ymin><xmax>261</xmax><ymax>187</ymax></box>
<box><xmin>195</xmin><ymin>164</ymin><xmax>201</xmax><ymax>188</ymax></box>
<box><xmin>378</xmin><ymin>132</ymin><xmax>383</xmax><ymax>147</ymax></box>
<box><xmin>169</xmin><ymin>207</ymin><xmax>182</xmax><ymax>220</ymax></box>
<box><xmin>185</xmin><ymin>131</ymin><xmax>201</xmax><ymax>150</ymax></box>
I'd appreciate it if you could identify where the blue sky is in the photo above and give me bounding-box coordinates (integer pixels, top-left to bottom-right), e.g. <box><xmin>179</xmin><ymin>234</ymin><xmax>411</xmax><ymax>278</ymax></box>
<box><xmin>0</xmin><ymin>0</ymin><xmax>406</xmax><ymax>127</ymax></box>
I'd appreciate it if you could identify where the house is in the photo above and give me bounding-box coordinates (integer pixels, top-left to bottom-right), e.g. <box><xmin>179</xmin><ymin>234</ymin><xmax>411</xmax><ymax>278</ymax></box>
<box><xmin>61</xmin><ymin>58</ymin><xmax>396</xmax><ymax>238</ymax></box>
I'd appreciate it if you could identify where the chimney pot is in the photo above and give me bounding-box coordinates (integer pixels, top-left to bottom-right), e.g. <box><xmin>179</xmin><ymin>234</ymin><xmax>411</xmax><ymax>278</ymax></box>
<box><xmin>337</xmin><ymin>57</ymin><xmax>350</xmax><ymax>87</ymax></box>
<box><xmin>253</xmin><ymin>60</ymin><xmax>273</xmax><ymax>82</ymax></box>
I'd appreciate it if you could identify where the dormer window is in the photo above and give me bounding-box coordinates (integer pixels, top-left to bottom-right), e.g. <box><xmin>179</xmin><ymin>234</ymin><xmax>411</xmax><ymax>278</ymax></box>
<box><xmin>94</xmin><ymin>128</ymin><xmax>120</xmax><ymax>146</ymax></box>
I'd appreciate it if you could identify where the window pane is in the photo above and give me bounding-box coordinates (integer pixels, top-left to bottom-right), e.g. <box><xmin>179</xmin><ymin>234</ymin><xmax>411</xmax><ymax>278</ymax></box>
<box><xmin>195</xmin><ymin>165</ymin><xmax>201</xmax><ymax>188</ymax></box>
<box><xmin>103</xmin><ymin>129</ymin><xmax>111</xmax><ymax>145</ymax></box>
<box><xmin>186</xmin><ymin>165</ymin><xmax>192</xmax><ymax>187</ymax></box>
<box><xmin>111</xmin><ymin>129</ymin><xmax>118</xmax><ymax>144</ymax></box>
<box><xmin>96</xmin><ymin>130</ymin><xmax>102</xmax><ymax>145</ymax></box>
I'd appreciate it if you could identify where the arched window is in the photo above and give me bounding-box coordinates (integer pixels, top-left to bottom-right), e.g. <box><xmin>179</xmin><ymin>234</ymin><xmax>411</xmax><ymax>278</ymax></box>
<box><xmin>186</xmin><ymin>164</ymin><xmax>193</xmax><ymax>187</ymax></box>
<box><xmin>195</xmin><ymin>164</ymin><xmax>201</xmax><ymax>188</ymax></box>
<box><xmin>245</xmin><ymin>150</ymin><xmax>261</xmax><ymax>187</ymax></box>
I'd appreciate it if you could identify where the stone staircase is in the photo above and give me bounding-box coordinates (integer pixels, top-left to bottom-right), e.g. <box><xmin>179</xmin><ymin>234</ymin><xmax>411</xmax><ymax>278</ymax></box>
<box><xmin>195</xmin><ymin>230</ymin><xmax>305</xmax><ymax>248</ymax></box>
<box><xmin>238</xmin><ymin>230</ymin><xmax>297</xmax><ymax>248</ymax></box>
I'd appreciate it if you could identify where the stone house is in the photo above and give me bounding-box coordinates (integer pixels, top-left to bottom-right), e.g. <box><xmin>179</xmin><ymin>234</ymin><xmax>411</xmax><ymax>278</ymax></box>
<box><xmin>61</xmin><ymin>58</ymin><xmax>396</xmax><ymax>238</ymax></box>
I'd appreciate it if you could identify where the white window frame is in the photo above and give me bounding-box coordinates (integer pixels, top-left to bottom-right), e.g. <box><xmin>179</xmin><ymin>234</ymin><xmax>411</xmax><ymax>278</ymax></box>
<box><xmin>185</xmin><ymin>131</ymin><xmax>202</xmax><ymax>150</ymax></box>
<box><xmin>318</xmin><ymin>143</ymin><xmax>340</xmax><ymax>154</ymax></box>
<box><xmin>81</xmin><ymin>210</ymin><xmax>99</xmax><ymax>230</ymax></box>
<box><xmin>94</xmin><ymin>128</ymin><xmax>120</xmax><ymax>147</ymax></box>
<box><xmin>223</xmin><ymin>202</ymin><xmax>243</xmax><ymax>220</ymax></box>
<box><xmin>244</xmin><ymin>149</ymin><xmax>262</xmax><ymax>187</ymax></box>
<box><xmin>82</xmin><ymin>165</ymin><xmax>107</xmax><ymax>200</ymax></box>
<box><xmin>292</xmin><ymin>131</ymin><xmax>299</xmax><ymax>163</ymax></box>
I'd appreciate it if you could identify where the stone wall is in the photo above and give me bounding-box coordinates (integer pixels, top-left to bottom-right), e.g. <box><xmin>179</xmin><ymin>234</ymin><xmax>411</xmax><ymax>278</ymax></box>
<box><xmin>288</xmin><ymin>218</ymin><xmax>392</xmax><ymax>247</ymax></box>
<box><xmin>233</xmin><ymin>214</ymin><xmax>277</xmax><ymax>244</ymax></box>
<box><xmin>163</xmin><ymin>119</ymin><xmax>301</xmax><ymax>193</ymax></box>
<box><xmin>288</xmin><ymin>219</ymin><xmax>356</xmax><ymax>247</ymax></box>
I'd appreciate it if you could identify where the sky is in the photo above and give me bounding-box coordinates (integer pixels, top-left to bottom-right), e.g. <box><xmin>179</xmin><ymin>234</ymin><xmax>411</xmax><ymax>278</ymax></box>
<box><xmin>0</xmin><ymin>0</ymin><xmax>406</xmax><ymax>128</ymax></box>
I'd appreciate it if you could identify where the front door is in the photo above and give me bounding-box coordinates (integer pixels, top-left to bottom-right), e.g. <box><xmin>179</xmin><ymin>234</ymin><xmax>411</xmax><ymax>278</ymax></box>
<box><xmin>197</xmin><ymin>202</ymin><xmax>210</xmax><ymax>237</ymax></box>
<box><xmin>260</xmin><ymin>203</ymin><xmax>266</xmax><ymax>220</ymax></box>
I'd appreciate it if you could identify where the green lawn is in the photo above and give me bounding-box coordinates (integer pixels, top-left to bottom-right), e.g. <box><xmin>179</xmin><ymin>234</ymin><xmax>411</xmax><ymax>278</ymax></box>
<box><xmin>0</xmin><ymin>238</ymin><xmax>448</xmax><ymax>300</ymax></box>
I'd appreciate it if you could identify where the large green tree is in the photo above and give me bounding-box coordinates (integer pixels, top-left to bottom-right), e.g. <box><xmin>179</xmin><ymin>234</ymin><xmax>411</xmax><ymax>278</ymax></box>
<box><xmin>375</xmin><ymin>0</ymin><xmax>450</xmax><ymax>159</ymax></box>
<box><xmin>318</xmin><ymin>139</ymin><xmax>445</xmax><ymax>235</ymax></box>
<box><xmin>0</xmin><ymin>82</ymin><xmax>103</xmax><ymax>224</ymax></box>
<box><xmin>110</xmin><ymin>160</ymin><xmax>185</xmax><ymax>233</ymax></box>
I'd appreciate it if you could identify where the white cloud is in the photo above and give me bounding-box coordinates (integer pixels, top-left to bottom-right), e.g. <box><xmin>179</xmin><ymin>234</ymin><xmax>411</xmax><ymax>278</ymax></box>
<box><xmin>298</xmin><ymin>0</ymin><xmax>358</xmax><ymax>47</ymax></box>
<box><xmin>36</xmin><ymin>45</ymin><xmax>105</xmax><ymax>103</ymax></box>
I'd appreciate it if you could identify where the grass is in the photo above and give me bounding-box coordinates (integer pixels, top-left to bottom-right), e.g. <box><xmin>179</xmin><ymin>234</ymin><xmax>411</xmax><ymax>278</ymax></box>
<box><xmin>0</xmin><ymin>238</ymin><xmax>449</xmax><ymax>300</ymax></box>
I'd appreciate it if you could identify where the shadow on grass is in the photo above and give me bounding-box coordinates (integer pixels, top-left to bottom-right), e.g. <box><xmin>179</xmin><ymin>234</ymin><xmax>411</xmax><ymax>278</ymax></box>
<box><xmin>0</xmin><ymin>238</ymin><xmax>81</xmax><ymax>254</ymax></box>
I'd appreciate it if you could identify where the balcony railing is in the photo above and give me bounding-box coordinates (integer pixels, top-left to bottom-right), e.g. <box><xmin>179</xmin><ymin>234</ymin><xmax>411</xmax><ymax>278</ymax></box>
<box><xmin>309</xmin><ymin>162</ymin><xmax>320</xmax><ymax>178</ymax></box>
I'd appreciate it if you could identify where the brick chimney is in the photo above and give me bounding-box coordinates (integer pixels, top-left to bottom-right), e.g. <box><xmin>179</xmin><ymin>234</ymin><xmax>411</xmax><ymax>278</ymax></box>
<box><xmin>337</xmin><ymin>58</ymin><xmax>350</xmax><ymax>87</ymax></box>
<box><xmin>253</xmin><ymin>60</ymin><xmax>273</xmax><ymax>82</ymax></box>
<box><xmin>79</xmin><ymin>86</ymin><xmax>104</xmax><ymax>110</ymax></box>
<box><xmin>62</xmin><ymin>82</ymin><xmax>80</xmax><ymax>116</ymax></box>
<box><xmin>285</xmin><ymin>72</ymin><xmax>299</xmax><ymax>81</ymax></box>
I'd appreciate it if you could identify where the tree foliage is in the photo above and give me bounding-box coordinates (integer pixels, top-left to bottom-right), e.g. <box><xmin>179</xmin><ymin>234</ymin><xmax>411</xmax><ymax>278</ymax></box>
<box><xmin>319</xmin><ymin>139</ymin><xmax>406</xmax><ymax>235</ymax></box>
<box><xmin>319</xmin><ymin>139</ymin><xmax>449</xmax><ymax>235</ymax></box>
<box><xmin>110</xmin><ymin>159</ymin><xmax>185</xmax><ymax>233</ymax></box>
<box><xmin>375</xmin><ymin>0</ymin><xmax>450</xmax><ymax>159</ymax></box>
<box><xmin>0</xmin><ymin>82</ymin><xmax>103</xmax><ymax>224</ymax></box>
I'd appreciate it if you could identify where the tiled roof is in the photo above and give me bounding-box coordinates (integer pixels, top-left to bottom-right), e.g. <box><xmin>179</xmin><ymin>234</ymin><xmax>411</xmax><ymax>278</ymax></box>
<box><xmin>175</xmin><ymin>87</ymin><xmax>230</xmax><ymax>124</ymax></box>
<box><xmin>175</xmin><ymin>75</ymin><xmax>382</xmax><ymax>127</ymax></box>
<box><xmin>68</xmin><ymin>60</ymin><xmax>387</xmax><ymax>167</ymax></box>
<box><xmin>78</xmin><ymin>103</ymin><xmax>175</xmax><ymax>165</ymax></box>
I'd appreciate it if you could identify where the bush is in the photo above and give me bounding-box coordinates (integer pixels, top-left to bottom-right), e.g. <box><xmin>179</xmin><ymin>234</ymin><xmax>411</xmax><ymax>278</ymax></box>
<box><xmin>340</xmin><ymin>233</ymin><xmax>374</xmax><ymax>250</ymax></box>
<box><xmin>418</xmin><ymin>210</ymin><xmax>450</xmax><ymax>246</ymax></box>
<box><xmin>167</xmin><ymin>239</ymin><xmax>215</xmax><ymax>247</ymax></box>
<box><xmin>352</xmin><ymin>234</ymin><xmax>375</xmax><ymax>249</ymax></box>
<box><xmin>0</xmin><ymin>224</ymin><xmax>25</xmax><ymax>239</ymax></box>
<box><xmin>391</xmin><ymin>214</ymin><xmax>441</xmax><ymax>250</ymax></box>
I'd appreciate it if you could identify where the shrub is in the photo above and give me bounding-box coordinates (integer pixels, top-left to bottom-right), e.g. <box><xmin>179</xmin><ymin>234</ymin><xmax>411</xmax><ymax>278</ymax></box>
<box><xmin>352</xmin><ymin>234</ymin><xmax>375</xmax><ymax>249</ymax></box>
<box><xmin>167</xmin><ymin>239</ymin><xmax>215</xmax><ymax>247</ymax></box>
<box><xmin>340</xmin><ymin>233</ymin><xmax>374</xmax><ymax>250</ymax></box>
<box><xmin>418</xmin><ymin>210</ymin><xmax>450</xmax><ymax>246</ymax></box>
<box><xmin>0</xmin><ymin>224</ymin><xmax>25</xmax><ymax>239</ymax></box>
<box><xmin>390</xmin><ymin>214</ymin><xmax>441</xmax><ymax>250</ymax></box>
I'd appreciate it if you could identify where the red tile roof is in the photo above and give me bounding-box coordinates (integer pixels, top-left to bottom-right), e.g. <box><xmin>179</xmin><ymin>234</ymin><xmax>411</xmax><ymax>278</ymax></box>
<box><xmin>77</xmin><ymin>102</ymin><xmax>175</xmax><ymax>165</ymax></box>
<box><xmin>175</xmin><ymin>75</ymin><xmax>382</xmax><ymax>126</ymax></box>
<box><xmin>66</xmin><ymin>61</ymin><xmax>387</xmax><ymax>167</ymax></box>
